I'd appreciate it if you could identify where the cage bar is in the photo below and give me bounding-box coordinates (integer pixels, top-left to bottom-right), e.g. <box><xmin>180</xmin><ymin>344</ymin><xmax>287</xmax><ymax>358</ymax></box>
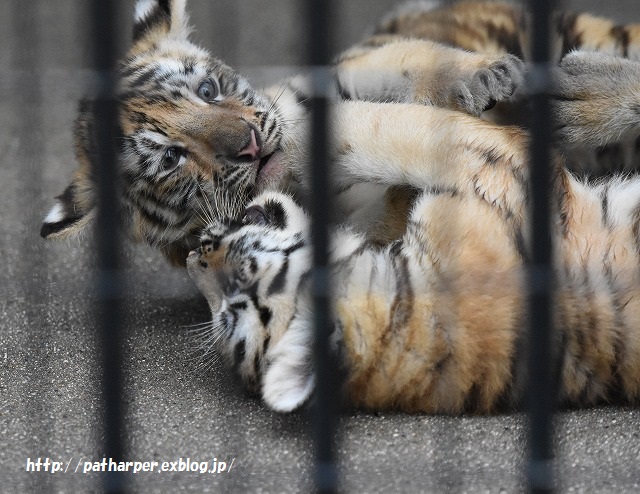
<box><xmin>89</xmin><ymin>1</ymin><xmax>127</xmax><ymax>493</ymax></box>
<box><xmin>307</xmin><ymin>0</ymin><xmax>339</xmax><ymax>492</ymax></box>
<box><xmin>527</xmin><ymin>0</ymin><xmax>555</xmax><ymax>492</ymax></box>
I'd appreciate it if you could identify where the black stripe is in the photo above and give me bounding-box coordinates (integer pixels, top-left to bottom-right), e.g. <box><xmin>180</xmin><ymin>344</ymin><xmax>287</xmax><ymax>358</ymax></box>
<box><xmin>329</xmin><ymin>238</ymin><xmax>368</xmax><ymax>279</ymax></box>
<box><xmin>512</xmin><ymin>225</ymin><xmax>529</xmax><ymax>262</ymax></box>
<box><xmin>378</xmin><ymin>18</ymin><xmax>398</xmax><ymax>34</ymax></box>
<box><xmin>486</xmin><ymin>22</ymin><xmax>524</xmax><ymax>60</ymax></box>
<box><xmin>600</xmin><ymin>186</ymin><xmax>611</xmax><ymax>229</ymax></box>
<box><xmin>284</xmin><ymin>239</ymin><xmax>305</xmax><ymax>256</ymax></box>
<box><xmin>221</xmin><ymin>171</ymin><xmax>243</xmax><ymax>191</ymax></box>
<box><xmin>138</xmin><ymin>137</ymin><xmax>163</xmax><ymax>152</ymax></box>
<box><xmin>225</xmin><ymin>75</ymin><xmax>239</xmax><ymax>95</ymax></box>
<box><xmin>267</xmin><ymin>119</ymin><xmax>277</xmax><ymax>138</ymax></box>
<box><xmin>389</xmin><ymin>243</ymin><xmax>414</xmax><ymax>329</ymax></box>
<box><xmin>157</xmin><ymin>0</ymin><xmax>171</xmax><ymax>15</ymax></box>
<box><xmin>163</xmin><ymin>179</ymin><xmax>194</xmax><ymax>209</ymax></box>
<box><xmin>128</xmin><ymin>68</ymin><xmax>157</xmax><ymax>89</ymax></box>
<box><xmin>233</xmin><ymin>339</ymin><xmax>246</xmax><ymax>371</ymax></box>
<box><xmin>230</xmin><ymin>301</ymin><xmax>248</xmax><ymax>311</ymax></box>
<box><xmin>268</xmin><ymin>258</ymin><xmax>289</xmax><ymax>296</ymax></box>
<box><xmin>253</xmin><ymin>353</ymin><xmax>261</xmax><ymax>378</ymax></box>
<box><xmin>259</xmin><ymin>307</ymin><xmax>272</xmax><ymax>327</ymax></box>
<box><xmin>182</xmin><ymin>58</ymin><xmax>196</xmax><ymax>75</ymax></box>
<box><xmin>126</xmin><ymin>175</ymin><xmax>186</xmax><ymax>212</ymax></box>
<box><xmin>119</xmin><ymin>60</ymin><xmax>140</xmax><ymax>79</ymax></box>
<box><xmin>135</xmin><ymin>203</ymin><xmax>172</xmax><ymax>231</ymax></box>
<box><xmin>201</xmin><ymin>235</ymin><xmax>221</xmax><ymax>251</ymax></box>
<box><xmin>262</xmin><ymin>335</ymin><xmax>271</xmax><ymax>357</ymax></box>
<box><xmin>481</xmin><ymin>148</ymin><xmax>502</xmax><ymax>167</ymax></box>
<box><xmin>631</xmin><ymin>204</ymin><xmax>640</xmax><ymax>256</ymax></box>
<box><xmin>247</xmin><ymin>290</ymin><xmax>272</xmax><ymax>327</ymax></box>
<box><xmin>558</xmin><ymin>12</ymin><xmax>581</xmax><ymax>57</ymax></box>
<box><xmin>611</xmin><ymin>25</ymin><xmax>630</xmax><ymax>58</ymax></box>
<box><xmin>227</xmin><ymin>308</ymin><xmax>240</xmax><ymax>337</ymax></box>
<box><xmin>129</xmin><ymin>193</ymin><xmax>192</xmax><ymax>232</ymax></box>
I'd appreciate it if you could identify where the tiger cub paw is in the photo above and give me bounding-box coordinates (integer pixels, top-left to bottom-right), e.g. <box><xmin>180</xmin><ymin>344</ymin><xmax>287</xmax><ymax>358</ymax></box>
<box><xmin>552</xmin><ymin>51</ymin><xmax>640</xmax><ymax>149</ymax></box>
<box><xmin>186</xmin><ymin>219</ymin><xmax>230</xmax><ymax>309</ymax></box>
<box><xmin>450</xmin><ymin>54</ymin><xmax>525</xmax><ymax>116</ymax></box>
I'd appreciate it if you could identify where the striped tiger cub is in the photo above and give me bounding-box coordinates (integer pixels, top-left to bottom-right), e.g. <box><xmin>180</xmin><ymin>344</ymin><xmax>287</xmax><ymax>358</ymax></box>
<box><xmin>373</xmin><ymin>0</ymin><xmax>640</xmax><ymax>61</ymax></box>
<box><xmin>39</xmin><ymin>0</ymin><xmax>528</xmax><ymax>264</ymax></box>
<box><xmin>41</xmin><ymin>0</ymin><xmax>640</xmax><ymax>265</ymax></box>
<box><xmin>187</xmin><ymin>86</ymin><xmax>640</xmax><ymax>412</ymax></box>
<box><xmin>354</xmin><ymin>0</ymin><xmax>640</xmax><ymax>173</ymax></box>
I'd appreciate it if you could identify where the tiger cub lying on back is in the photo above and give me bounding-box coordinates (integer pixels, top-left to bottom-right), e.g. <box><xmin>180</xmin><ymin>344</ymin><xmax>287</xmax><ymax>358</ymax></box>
<box><xmin>187</xmin><ymin>53</ymin><xmax>640</xmax><ymax>413</ymax></box>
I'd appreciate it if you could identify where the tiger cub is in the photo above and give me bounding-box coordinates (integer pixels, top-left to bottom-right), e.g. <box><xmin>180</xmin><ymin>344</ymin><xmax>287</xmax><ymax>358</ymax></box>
<box><xmin>187</xmin><ymin>85</ymin><xmax>640</xmax><ymax>412</ymax></box>
<box><xmin>39</xmin><ymin>0</ymin><xmax>527</xmax><ymax>265</ymax></box>
<box><xmin>362</xmin><ymin>0</ymin><xmax>640</xmax><ymax>173</ymax></box>
<box><xmin>373</xmin><ymin>0</ymin><xmax>640</xmax><ymax>61</ymax></box>
<box><xmin>40</xmin><ymin>0</ymin><xmax>640</xmax><ymax>265</ymax></box>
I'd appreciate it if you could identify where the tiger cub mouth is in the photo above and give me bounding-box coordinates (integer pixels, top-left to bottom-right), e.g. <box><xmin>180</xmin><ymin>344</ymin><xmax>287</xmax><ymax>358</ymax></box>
<box><xmin>258</xmin><ymin>152</ymin><xmax>275</xmax><ymax>174</ymax></box>
<box><xmin>255</xmin><ymin>150</ymin><xmax>287</xmax><ymax>191</ymax></box>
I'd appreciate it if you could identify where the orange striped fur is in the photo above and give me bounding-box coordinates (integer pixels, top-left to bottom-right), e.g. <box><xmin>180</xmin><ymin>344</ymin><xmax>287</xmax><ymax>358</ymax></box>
<box><xmin>188</xmin><ymin>92</ymin><xmax>640</xmax><ymax>412</ymax></box>
<box><xmin>34</xmin><ymin>0</ymin><xmax>640</xmax><ymax>413</ymax></box>
<box><xmin>42</xmin><ymin>0</ymin><xmax>640</xmax><ymax>262</ymax></box>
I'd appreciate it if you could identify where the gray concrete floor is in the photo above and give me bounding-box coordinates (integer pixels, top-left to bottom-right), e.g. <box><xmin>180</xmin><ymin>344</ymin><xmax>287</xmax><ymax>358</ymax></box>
<box><xmin>2</xmin><ymin>0</ymin><xmax>640</xmax><ymax>492</ymax></box>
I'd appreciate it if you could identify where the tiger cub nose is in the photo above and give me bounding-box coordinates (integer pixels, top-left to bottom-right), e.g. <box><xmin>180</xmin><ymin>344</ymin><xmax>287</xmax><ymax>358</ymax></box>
<box><xmin>236</xmin><ymin>128</ymin><xmax>261</xmax><ymax>161</ymax></box>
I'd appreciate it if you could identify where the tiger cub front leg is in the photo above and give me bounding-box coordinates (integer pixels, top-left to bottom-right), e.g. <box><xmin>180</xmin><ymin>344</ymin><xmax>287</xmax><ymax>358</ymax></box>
<box><xmin>335</xmin><ymin>38</ymin><xmax>525</xmax><ymax>116</ymax></box>
<box><xmin>186</xmin><ymin>220</ymin><xmax>230</xmax><ymax>312</ymax></box>
<box><xmin>331</xmin><ymin>101</ymin><xmax>530</xmax><ymax>213</ymax></box>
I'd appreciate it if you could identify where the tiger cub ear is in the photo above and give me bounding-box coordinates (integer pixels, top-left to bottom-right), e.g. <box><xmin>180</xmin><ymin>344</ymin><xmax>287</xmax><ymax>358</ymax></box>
<box><xmin>41</xmin><ymin>99</ymin><xmax>97</xmax><ymax>240</ymax></box>
<box><xmin>40</xmin><ymin>180</ymin><xmax>96</xmax><ymax>240</ymax></box>
<box><xmin>132</xmin><ymin>0</ymin><xmax>191</xmax><ymax>41</ymax></box>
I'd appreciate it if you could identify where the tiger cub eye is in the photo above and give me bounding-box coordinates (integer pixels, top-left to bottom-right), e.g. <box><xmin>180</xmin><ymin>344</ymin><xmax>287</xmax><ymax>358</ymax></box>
<box><xmin>197</xmin><ymin>79</ymin><xmax>219</xmax><ymax>102</ymax></box>
<box><xmin>162</xmin><ymin>147</ymin><xmax>183</xmax><ymax>170</ymax></box>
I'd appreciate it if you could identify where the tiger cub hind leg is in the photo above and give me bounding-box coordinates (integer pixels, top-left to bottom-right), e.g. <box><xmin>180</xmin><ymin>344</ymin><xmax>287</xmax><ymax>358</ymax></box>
<box><xmin>335</xmin><ymin>38</ymin><xmax>525</xmax><ymax>116</ymax></box>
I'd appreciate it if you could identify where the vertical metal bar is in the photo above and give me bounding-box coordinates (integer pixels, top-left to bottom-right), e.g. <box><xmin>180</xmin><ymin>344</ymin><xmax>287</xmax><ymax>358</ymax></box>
<box><xmin>527</xmin><ymin>0</ymin><xmax>555</xmax><ymax>492</ymax></box>
<box><xmin>307</xmin><ymin>0</ymin><xmax>339</xmax><ymax>492</ymax></box>
<box><xmin>89</xmin><ymin>1</ymin><xmax>127</xmax><ymax>493</ymax></box>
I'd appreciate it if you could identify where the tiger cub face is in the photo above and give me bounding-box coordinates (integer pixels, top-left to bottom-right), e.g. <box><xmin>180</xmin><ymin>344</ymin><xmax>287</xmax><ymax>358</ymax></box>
<box><xmin>41</xmin><ymin>0</ymin><xmax>288</xmax><ymax>264</ymax></box>
<box><xmin>187</xmin><ymin>192</ymin><xmax>315</xmax><ymax>412</ymax></box>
